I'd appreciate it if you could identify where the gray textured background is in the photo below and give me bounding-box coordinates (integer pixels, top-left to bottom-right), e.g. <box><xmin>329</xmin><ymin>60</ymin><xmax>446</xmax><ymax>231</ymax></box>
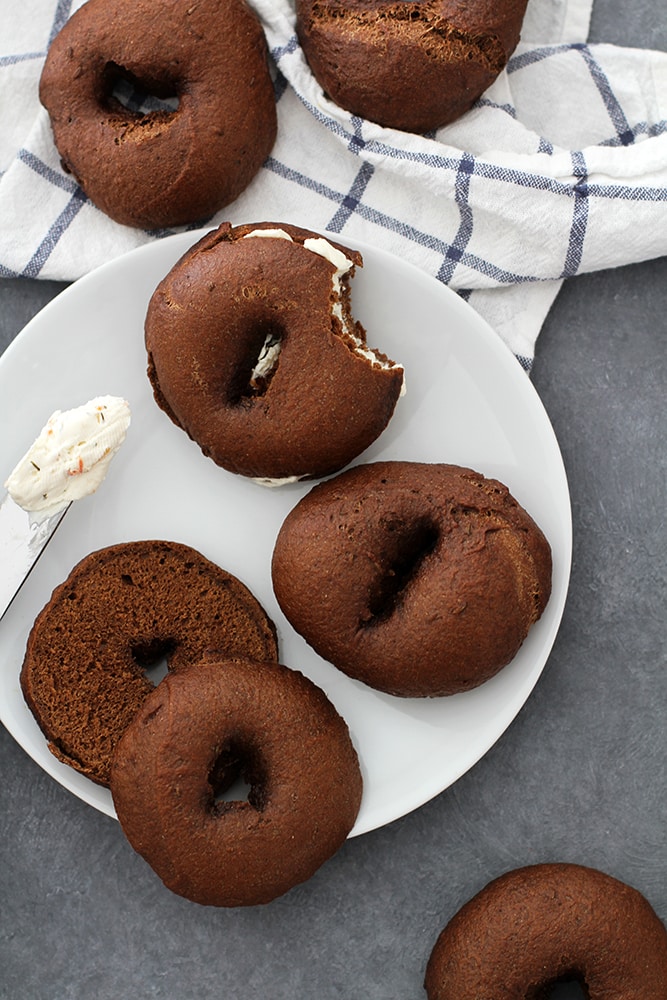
<box><xmin>1</xmin><ymin>2</ymin><xmax>666</xmax><ymax>997</ymax></box>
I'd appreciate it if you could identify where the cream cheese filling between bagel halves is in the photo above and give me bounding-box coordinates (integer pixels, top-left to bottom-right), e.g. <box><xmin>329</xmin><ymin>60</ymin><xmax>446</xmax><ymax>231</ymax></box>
<box><xmin>242</xmin><ymin>229</ymin><xmax>405</xmax><ymax>488</ymax></box>
<box><xmin>242</xmin><ymin>228</ymin><xmax>405</xmax><ymax>381</ymax></box>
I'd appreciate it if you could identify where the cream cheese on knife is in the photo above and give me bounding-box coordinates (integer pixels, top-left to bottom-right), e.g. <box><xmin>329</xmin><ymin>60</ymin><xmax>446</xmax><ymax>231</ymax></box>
<box><xmin>4</xmin><ymin>395</ymin><xmax>131</xmax><ymax>518</ymax></box>
<box><xmin>1</xmin><ymin>396</ymin><xmax>131</xmax><ymax>619</ymax></box>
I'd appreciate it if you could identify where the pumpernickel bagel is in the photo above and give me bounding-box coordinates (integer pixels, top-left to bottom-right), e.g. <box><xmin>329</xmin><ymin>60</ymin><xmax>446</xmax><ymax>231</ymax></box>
<box><xmin>424</xmin><ymin>863</ymin><xmax>667</xmax><ymax>999</ymax></box>
<box><xmin>271</xmin><ymin>461</ymin><xmax>551</xmax><ymax>697</ymax></box>
<box><xmin>145</xmin><ymin>222</ymin><xmax>404</xmax><ymax>483</ymax></box>
<box><xmin>111</xmin><ymin>657</ymin><xmax>363</xmax><ymax>906</ymax></box>
<box><xmin>20</xmin><ymin>540</ymin><xmax>278</xmax><ymax>786</ymax></box>
<box><xmin>296</xmin><ymin>0</ymin><xmax>529</xmax><ymax>133</ymax></box>
<box><xmin>39</xmin><ymin>0</ymin><xmax>277</xmax><ymax>228</ymax></box>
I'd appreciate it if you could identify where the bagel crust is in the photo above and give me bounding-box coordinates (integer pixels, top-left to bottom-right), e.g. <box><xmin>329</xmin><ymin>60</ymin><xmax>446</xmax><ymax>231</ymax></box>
<box><xmin>20</xmin><ymin>540</ymin><xmax>278</xmax><ymax>786</ymax></box>
<box><xmin>145</xmin><ymin>222</ymin><xmax>404</xmax><ymax>482</ymax></box>
<box><xmin>271</xmin><ymin>461</ymin><xmax>552</xmax><ymax>697</ymax></box>
<box><xmin>110</xmin><ymin>657</ymin><xmax>363</xmax><ymax>906</ymax></box>
<box><xmin>296</xmin><ymin>0</ymin><xmax>529</xmax><ymax>133</ymax></box>
<box><xmin>39</xmin><ymin>0</ymin><xmax>277</xmax><ymax>228</ymax></box>
<box><xmin>424</xmin><ymin>863</ymin><xmax>667</xmax><ymax>999</ymax></box>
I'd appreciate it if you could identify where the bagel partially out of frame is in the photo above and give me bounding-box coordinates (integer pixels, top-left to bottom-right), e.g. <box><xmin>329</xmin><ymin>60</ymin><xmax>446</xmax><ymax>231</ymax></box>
<box><xmin>39</xmin><ymin>0</ymin><xmax>277</xmax><ymax>228</ymax></box>
<box><xmin>296</xmin><ymin>0</ymin><xmax>530</xmax><ymax>133</ymax></box>
<box><xmin>424</xmin><ymin>863</ymin><xmax>667</xmax><ymax>999</ymax></box>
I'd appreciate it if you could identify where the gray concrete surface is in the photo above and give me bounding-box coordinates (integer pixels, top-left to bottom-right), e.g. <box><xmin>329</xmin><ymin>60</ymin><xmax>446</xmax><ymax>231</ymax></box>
<box><xmin>1</xmin><ymin>3</ymin><xmax>666</xmax><ymax>998</ymax></box>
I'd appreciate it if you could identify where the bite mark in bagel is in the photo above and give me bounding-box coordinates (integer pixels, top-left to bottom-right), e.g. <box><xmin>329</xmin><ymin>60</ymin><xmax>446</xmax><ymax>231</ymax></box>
<box><xmin>145</xmin><ymin>222</ymin><xmax>405</xmax><ymax>483</ymax></box>
<box><xmin>242</xmin><ymin>227</ymin><xmax>404</xmax><ymax>383</ymax></box>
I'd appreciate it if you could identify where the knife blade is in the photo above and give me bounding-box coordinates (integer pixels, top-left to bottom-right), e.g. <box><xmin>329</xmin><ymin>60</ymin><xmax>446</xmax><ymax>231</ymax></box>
<box><xmin>1</xmin><ymin>395</ymin><xmax>131</xmax><ymax>621</ymax></box>
<box><xmin>0</xmin><ymin>493</ymin><xmax>71</xmax><ymax>619</ymax></box>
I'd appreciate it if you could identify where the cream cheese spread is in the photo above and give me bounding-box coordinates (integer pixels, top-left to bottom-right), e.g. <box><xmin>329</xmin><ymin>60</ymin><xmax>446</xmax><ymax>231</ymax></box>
<box><xmin>243</xmin><ymin>228</ymin><xmax>294</xmax><ymax>243</ymax></box>
<box><xmin>242</xmin><ymin>228</ymin><xmax>354</xmax><ymax>279</ymax></box>
<box><xmin>251</xmin><ymin>475</ymin><xmax>307</xmax><ymax>488</ymax></box>
<box><xmin>4</xmin><ymin>396</ymin><xmax>131</xmax><ymax>517</ymax></box>
<box><xmin>249</xmin><ymin>333</ymin><xmax>282</xmax><ymax>388</ymax></box>
<box><xmin>242</xmin><ymin>229</ymin><xmax>403</xmax><ymax>380</ymax></box>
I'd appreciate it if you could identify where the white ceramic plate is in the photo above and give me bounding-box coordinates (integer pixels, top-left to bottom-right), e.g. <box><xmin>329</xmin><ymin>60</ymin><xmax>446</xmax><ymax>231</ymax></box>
<box><xmin>0</xmin><ymin>230</ymin><xmax>571</xmax><ymax>836</ymax></box>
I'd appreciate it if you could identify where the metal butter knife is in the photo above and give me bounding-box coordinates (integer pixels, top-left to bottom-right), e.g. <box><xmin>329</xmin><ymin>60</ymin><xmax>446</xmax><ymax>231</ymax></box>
<box><xmin>0</xmin><ymin>495</ymin><xmax>70</xmax><ymax>619</ymax></box>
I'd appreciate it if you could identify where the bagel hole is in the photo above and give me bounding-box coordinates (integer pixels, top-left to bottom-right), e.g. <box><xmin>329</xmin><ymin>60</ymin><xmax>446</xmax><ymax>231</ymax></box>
<box><xmin>546</xmin><ymin>979</ymin><xmax>588</xmax><ymax>999</ymax></box>
<box><xmin>228</xmin><ymin>321</ymin><xmax>284</xmax><ymax>403</ymax></box>
<box><xmin>208</xmin><ymin>741</ymin><xmax>265</xmax><ymax>812</ymax></box>
<box><xmin>361</xmin><ymin>516</ymin><xmax>439</xmax><ymax>626</ymax></box>
<box><xmin>131</xmin><ymin>637</ymin><xmax>176</xmax><ymax>685</ymax></box>
<box><xmin>214</xmin><ymin>772</ymin><xmax>253</xmax><ymax>806</ymax></box>
<box><xmin>103</xmin><ymin>62</ymin><xmax>180</xmax><ymax>116</ymax></box>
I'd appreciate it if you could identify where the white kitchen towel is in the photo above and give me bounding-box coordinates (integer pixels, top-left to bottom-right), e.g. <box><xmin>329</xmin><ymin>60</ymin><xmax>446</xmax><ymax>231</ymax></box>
<box><xmin>0</xmin><ymin>0</ymin><xmax>665</xmax><ymax>367</ymax></box>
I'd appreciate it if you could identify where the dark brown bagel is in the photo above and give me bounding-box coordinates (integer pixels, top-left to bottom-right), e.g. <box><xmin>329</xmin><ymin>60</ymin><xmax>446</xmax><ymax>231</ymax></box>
<box><xmin>20</xmin><ymin>540</ymin><xmax>278</xmax><ymax>786</ymax></box>
<box><xmin>145</xmin><ymin>222</ymin><xmax>404</xmax><ymax>482</ymax></box>
<box><xmin>39</xmin><ymin>0</ymin><xmax>277</xmax><ymax>228</ymax></box>
<box><xmin>296</xmin><ymin>0</ymin><xmax>529</xmax><ymax>133</ymax></box>
<box><xmin>424</xmin><ymin>863</ymin><xmax>667</xmax><ymax>999</ymax></box>
<box><xmin>110</xmin><ymin>657</ymin><xmax>363</xmax><ymax>906</ymax></box>
<box><xmin>271</xmin><ymin>461</ymin><xmax>552</xmax><ymax>697</ymax></box>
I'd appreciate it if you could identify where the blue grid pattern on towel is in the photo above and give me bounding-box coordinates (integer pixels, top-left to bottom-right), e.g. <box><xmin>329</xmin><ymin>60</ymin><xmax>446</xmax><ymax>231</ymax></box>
<box><xmin>1</xmin><ymin>0</ymin><xmax>666</xmax><ymax>367</ymax></box>
<box><xmin>1</xmin><ymin>31</ymin><xmax>662</xmax><ymax>268</ymax></box>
